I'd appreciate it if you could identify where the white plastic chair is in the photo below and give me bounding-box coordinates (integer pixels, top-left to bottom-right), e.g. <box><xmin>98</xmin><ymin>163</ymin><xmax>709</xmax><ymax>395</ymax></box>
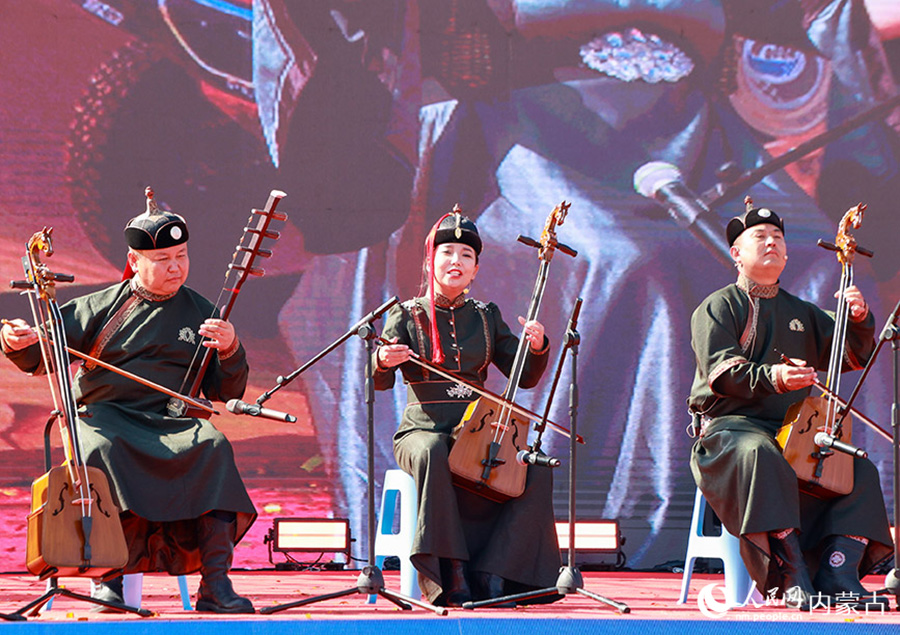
<box><xmin>368</xmin><ymin>468</ymin><xmax>420</xmax><ymax>602</ymax></box>
<box><xmin>678</xmin><ymin>488</ymin><xmax>760</xmax><ymax>608</ymax></box>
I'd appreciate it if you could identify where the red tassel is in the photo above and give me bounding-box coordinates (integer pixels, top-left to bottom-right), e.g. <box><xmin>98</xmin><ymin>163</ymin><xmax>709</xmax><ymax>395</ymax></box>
<box><xmin>425</xmin><ymin>213</ymin><xmax>453</xmax><ymax>365</ymax></box>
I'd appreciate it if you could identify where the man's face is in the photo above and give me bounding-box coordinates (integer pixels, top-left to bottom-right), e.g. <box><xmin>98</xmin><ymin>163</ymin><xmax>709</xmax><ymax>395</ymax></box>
<box><xmin>127</xmin><ymin>243</ymin><xmax>190</xmax><ymax>296</ymax></box>
<box><xmin>730</xmin><ymin>223</ymin><xmax>787</xmax><ymax>284</ymax></box>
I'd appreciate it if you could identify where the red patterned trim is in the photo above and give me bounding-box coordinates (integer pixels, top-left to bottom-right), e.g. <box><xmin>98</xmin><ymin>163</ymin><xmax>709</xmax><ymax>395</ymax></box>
<box><xmin>410</xmin><ymin>301</ymin><xmax>430</xmax><ymax>380</ymax></box>
<box><xmin>476</xmin><ymin>303</ymin><xmax>492</xmax><ymax>375</ymax></box>
<box><xmin>708</xmin><ymin>356</ymin><xmax>748</xmax><ymax>394</ymax></box>
<box><xmin>83</xmin><ymin>294</ymin><xmax>142</xmax><ymax>371</ymax></box>
<box><xmin>739</xmin><ymin>297</ymin><xmax>756</xmax><ymax>352</ymax></box>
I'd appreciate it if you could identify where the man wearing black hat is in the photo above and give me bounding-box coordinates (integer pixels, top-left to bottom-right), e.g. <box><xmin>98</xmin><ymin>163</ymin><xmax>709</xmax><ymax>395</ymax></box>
<box><xmin>0</xmin><ymin>188</ymin><xmax>256</xmax><ymax>613</ymax></box>
<box><xmin>687</xmin><ymin>204</ymin><xmax>892</xmax><ymax>610</ymax></box>
<box><xmin>374</xmin><ymin>209</ymin><xmax>561</xmax><ymax>607</ymax></box>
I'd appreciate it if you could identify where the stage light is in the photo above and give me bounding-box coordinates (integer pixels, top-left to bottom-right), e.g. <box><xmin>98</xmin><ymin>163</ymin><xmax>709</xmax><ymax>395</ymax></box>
<box><xmin>268</xmin><ymin>518</ymin><xmax>351</xmax><ymax>559</ymax></box>
<box><xmin>555</xmin><ymin>520</ymin><xmax>622</xmax><ymax>552</ymax></box>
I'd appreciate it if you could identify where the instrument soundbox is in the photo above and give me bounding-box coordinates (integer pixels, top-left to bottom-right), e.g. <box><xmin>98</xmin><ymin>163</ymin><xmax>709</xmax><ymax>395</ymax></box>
<box><xmin>27</xmin><ymin>465</ymin><xmax>128</xmax><ymax>578</ymax></box>
<box><xmin>16</xmin><ymin>228</ymin><xmax>128</xmax><ymax>579</ymax></box>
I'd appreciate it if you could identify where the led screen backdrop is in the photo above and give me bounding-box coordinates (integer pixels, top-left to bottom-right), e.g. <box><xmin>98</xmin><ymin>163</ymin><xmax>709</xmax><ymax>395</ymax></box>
<box><xmin>1</xmin><ymin>0</ymin><xmax>899</xmax><ymax>573</ymax></box>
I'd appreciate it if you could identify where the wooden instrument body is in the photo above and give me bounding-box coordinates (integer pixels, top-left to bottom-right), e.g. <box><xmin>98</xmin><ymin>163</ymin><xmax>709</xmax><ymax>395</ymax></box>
<box><xmin>27</xmin><ymin>464</ymin><xmax>128</xmax><ymax>579</ymax></box>
<box><xmin>777</xmin><ymin>396</ymin><xmax>854</xmax><ymax>499</ymax></box>
<box><xmin>445</xmin><ymin>202</ymin><xmax>572</xmax><ymax>502</ymax></box>
<box><xmin>775</xmin><ymin>203</ymin><xmax>868</xmax><ymax>498</ymax></box>
<box><xmin>17</xmin><ymin>227</ymin><xmax>129</xmax><ymax>581</ymax></box>
<box><xmin>450</xmin><ymin>397</ymin><xmax>528</xmax><ymax>502</ymax></box>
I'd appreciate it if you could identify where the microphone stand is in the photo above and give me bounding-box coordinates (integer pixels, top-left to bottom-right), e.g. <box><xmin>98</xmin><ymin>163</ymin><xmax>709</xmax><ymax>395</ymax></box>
<box><xmin>254</xmin><ymin>297</ymin><xmax>399</xmax><ymax>407</ymax></box>
<box><xmin>462</xmin><ymin>298</ymin><xmax>629</xmax><ymax>613</ymax></box>
<box><xmin>259</xmin><ymin>298</ymin><xmax>446</xmax><ymax>615</ymax></box>
<box><xmin>868</xmin><ymin>297</ymin><xmax>900</xmax><ymax>607</ymax></box>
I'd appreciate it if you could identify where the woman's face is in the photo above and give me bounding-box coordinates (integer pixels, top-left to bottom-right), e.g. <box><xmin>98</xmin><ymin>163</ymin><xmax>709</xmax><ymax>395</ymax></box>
<box><xmin>432</xmin><ymin>242</ymin><xmax>479</xmax><ymax>298</ymax></box>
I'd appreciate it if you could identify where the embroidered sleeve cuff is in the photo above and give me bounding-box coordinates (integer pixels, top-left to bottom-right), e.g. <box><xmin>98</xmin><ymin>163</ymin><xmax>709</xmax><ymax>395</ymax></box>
<box><xmin>772</xmin><ymin>365</ymin><xmax>789</xmax><ymax>394</ymax></box>
<box><xmin>219</xmin><ymin>336</ymin><xmax>241</xmax><ymax>361</ymax></box>
<box><xmin>708</xmin><ymin>356</ymin><xmax>747</xmax><ymax>393</ymax></box>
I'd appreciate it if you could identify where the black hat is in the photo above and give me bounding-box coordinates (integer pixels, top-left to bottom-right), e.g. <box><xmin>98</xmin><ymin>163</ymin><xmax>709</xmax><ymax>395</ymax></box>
<box><xmin>431</xmin><ymin>206</ymin><xmax>482</xmax><ymax>255</ymax></box>
<box><xmin>123</xmin><ymin>186</ymin><xmax>189</xmax><ymax>250</ymax></box>
<box><xmin>726</xmin><ymin>197</ymin><xmax>785</xmax><ymax>246</ymax></box>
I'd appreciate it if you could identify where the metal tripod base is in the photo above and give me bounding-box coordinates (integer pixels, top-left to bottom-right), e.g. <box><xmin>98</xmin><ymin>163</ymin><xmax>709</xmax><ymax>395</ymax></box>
<box><xmin>258</xmin><ymin>565</ymin><xmax>448</xmax><ymax>615</ymax></box>
<box><xmin>462</xmin><ymin>566</ymin><xmax>630</xmax><ymax>613</ymax></box>
<box><xmin>6</xmin><ymin>586</ymin><xmax>153</xmax><ymax>619</ymax></box>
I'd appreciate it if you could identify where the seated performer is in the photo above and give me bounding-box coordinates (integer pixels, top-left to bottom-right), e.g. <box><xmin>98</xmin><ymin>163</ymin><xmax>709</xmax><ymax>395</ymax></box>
<box><xmin>373</xmin><ymin>210</ymin><xmax>562</xmax><ymax>607</ymax></box>
<box><xmin>687</xmin><ymin>203</ymin><xmax>893</xmax><ymax>609</ymax></box>
<box><xmin>1</xmin><ymin>189</ymin><xmax>256</xmax><ymax>613</ymax></box>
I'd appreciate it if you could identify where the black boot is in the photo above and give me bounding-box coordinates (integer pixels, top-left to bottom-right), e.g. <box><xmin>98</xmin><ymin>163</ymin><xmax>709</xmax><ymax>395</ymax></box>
<box><xmin>473</xmin><ymin>571</ymin><xmax>515</xmax><ymax>608</ymax></box>
<box><xmin>90</xmin><ymin>575</ymin><xmax>125</xmax><ymax>612</ymax></box>
<box><xmin>440</xmin><ymin>558</ymin><xmax>472</xmax><ymax>607</ymax></box>
<box><xmin>769</xmin><ymin>530</ymin><xmax>815</xmax><ymax>610</ymax></box>
<box><xmin>814</xmin><ymin>535</ymin><xmax>890</xmax><ymax>610</ymax></box>
<box><xmin>195</xmin><ymin>511</ymin><xmax>254</xmax><ymax>614</ymax></box>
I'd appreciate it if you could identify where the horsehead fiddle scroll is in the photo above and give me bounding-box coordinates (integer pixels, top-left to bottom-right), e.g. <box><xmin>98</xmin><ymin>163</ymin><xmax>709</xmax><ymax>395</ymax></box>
<box><xmin>776</xmin><ymin>202</ymin><xmax>874</xmax><ymax>498</ymax></box>
<box><xmin>447</xmin><ymin>201</ymin><xmax>578</xmax><ymax>502</ymax></box>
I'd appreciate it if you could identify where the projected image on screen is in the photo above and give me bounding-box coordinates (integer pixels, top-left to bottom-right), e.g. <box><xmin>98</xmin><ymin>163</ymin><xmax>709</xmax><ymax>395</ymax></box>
<box><xmin>1</xmin><ymin>0</ymin><xmax>899</xmax><ymax>572</ymax></box>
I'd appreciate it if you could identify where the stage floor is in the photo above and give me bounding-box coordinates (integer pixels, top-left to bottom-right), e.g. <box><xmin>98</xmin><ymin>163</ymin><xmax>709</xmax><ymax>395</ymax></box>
<box><xmin>2</xmin><ymin>570</ymin><xmax>899</xmax><ymax>630</ymax></box>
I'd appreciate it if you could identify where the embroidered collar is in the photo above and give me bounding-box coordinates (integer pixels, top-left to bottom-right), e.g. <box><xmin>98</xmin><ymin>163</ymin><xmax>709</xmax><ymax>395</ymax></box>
<box><xmin>130</xmin><ymin>278</ymin><xmax>178</xmax><ymax>302</ymax></box>
<box><xmin>736</xmin><ymin>273</ymin><xmax>779</xmax><ymax>299</ymax></box>
<box><xmin>433</xmin><ymin>292</ymin><xmax>467</xmax><ymax>309</ymax></box>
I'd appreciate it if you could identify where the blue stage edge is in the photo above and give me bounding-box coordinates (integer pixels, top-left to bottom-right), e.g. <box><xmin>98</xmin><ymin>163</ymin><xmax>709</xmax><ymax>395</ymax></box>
<box><xmin>4</xmin><ymin>618</ymin><xmax>900</xmax><ymax>635</ymax></box>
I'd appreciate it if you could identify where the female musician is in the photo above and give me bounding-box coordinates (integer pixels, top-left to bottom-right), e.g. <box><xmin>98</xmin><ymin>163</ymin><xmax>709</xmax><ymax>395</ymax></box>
<box><xmin>687</xmin><ymin>205</ymin><xmax>892</xmax><ymax>610</ymax></box>
<box><xmin>0</xmin><ymin>192</ymin><xmax>256</xmax><ymax>613</ymax></box>
<box><xmin>374</xmin><ymin>210</ymin><xmax>561</xmax><ymax>607</ymax></box>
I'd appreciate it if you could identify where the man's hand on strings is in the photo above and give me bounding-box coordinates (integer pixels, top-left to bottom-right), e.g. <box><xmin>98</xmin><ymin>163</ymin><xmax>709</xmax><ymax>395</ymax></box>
<box><xmin>838</xmin><ymin>285</ymin><xmax>869</xmax><ymax>322</ymax></box>
<box><xmin>518</xmin><ymin>316</ymin><xmax>546</xmax><ymax>351</ymax></box>
<box><xmin>0</xmin><ymin>318</ymin><xmax>38</xmax><ymax>351</ymax></box>
<box><xmin>378</xmin><ymin>337</ymin><xmax>411</xmax><ymax>369</ymax></box>
<box><xmin>199</xmin><ymin>318</ymin><xmax>236</xmax><ymax>352</ymax></box>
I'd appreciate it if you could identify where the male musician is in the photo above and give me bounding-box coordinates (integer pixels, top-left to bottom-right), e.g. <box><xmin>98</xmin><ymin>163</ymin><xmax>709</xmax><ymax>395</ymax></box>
<box><xmin>0</xmin><ymin>191</ymin><xmax>256</xmax><ymax>613</ymax></box>
<box><xmin>687</xmin><ymin>204</ymin><xmax>893</xmax><ymax>610</ymax></box>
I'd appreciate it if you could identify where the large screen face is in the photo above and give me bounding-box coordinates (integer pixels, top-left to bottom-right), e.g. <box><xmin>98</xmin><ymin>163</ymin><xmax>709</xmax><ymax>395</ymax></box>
<box><xmin>2</xmin><ymin>0</ymin><xmax>899</xmax><ymax>572</ymax></box>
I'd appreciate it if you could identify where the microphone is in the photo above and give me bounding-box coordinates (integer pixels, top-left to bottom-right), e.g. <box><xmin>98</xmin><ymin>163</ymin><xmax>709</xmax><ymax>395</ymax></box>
<box><xmin>814</xmin><ymin>432</ymin><xmax>867</xmax><ymax>459</ymax></box>
<box><xmin>633</xmin><ymin>161</ymin><xmax>733</xmax><ymax>268</ymax></box>
<box><xmin>516</xmin><ymin>450</ymin><xmax>561</xmax><ymax>468</ymax></box>
<box><xmin>226</xmin><ymin>399</ymin><xmax>297</xmax><ymax>423</ymax></box>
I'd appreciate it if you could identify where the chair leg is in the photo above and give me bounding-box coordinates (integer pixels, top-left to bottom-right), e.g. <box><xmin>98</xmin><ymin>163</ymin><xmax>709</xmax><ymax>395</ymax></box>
<box><xmin>178</xmin><ymin>575</ymin><xmax>192</xmax><ymax>611</ymax></box>
<box><xmin>122</xmin><ymin>573</ymin><xmax>143</xmax><ymax>608</ymax></box>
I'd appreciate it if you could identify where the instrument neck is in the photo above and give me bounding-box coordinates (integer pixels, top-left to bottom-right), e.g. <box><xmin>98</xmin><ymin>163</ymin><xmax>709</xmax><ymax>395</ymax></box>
<box><xmin>824</xmin><ymin>262</ymin><xmax>854</xmax><ymax>434</ymax></box>
<box><xmin>501</xmin><ymin>260</ymin><xmax>549</xmax><ymax>404</ymax></box>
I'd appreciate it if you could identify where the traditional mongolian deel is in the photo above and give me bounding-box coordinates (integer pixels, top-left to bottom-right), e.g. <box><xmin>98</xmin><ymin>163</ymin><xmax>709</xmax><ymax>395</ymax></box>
<box><xmin>5</xmin><ymin>279</ymin><xmax>255</xmax><ymax>575</ymax></box>
<box><xmin>374</xmin><ymin>295</ymin><xmax>559</xmax><ymax>604</ymax></box>
<box><xmin>687</xmin><ymin>273</ymin><xmax>891</xmax><ymax>593</ymax></box>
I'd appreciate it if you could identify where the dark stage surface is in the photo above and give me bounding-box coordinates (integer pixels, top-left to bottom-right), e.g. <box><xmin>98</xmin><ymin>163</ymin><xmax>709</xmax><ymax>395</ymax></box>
<box><xmin>2</xmin><ymin>571</ymin><xmax>900</xmax><ymax>633</ymax></box>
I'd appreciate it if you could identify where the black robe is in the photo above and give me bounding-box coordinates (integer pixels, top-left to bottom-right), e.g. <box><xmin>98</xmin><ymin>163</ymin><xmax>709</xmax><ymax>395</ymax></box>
<box><xmin>373</xmin><ymin>296</ymin><xmax>561</xmax><ymax>603</ymax></box>
<box><xmin>5</xmin><ymin>281</ymin><xmax>256</xmax><ymax>575</ymax></box>
<box><xmin>687</xmin><ymin>274</ymin><xmax>892</xmax><ymax>593</ymax></box>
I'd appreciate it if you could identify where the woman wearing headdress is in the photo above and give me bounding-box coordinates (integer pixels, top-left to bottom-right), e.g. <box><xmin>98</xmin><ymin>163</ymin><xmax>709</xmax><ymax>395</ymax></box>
<box><xmin>373</xmin><ymin>208</ymin><xmax>562</xmax><ymax>607</ymax></box>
